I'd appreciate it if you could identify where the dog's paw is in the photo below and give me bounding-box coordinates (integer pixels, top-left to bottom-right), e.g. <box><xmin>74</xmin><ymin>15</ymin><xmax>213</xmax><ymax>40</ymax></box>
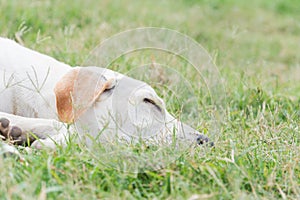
<box><xmin>0</xmin><ymin>118</ymin><xmax>36</xmax><ymax>146</ymax></box>
<box><xmin>0</xmin><ymin>118</ymin><xmax>10</xmax><ymax>137</ymax></box>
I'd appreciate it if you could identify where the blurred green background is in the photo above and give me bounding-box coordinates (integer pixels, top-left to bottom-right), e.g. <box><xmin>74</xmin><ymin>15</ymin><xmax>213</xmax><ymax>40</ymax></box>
<box><xmin>0</xmin><ymin>0</ymin><xmax>299</xmax><ymax>199</ymax></box>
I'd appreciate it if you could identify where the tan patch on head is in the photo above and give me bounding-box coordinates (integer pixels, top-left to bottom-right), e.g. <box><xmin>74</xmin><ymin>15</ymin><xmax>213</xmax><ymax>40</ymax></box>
<box><xmin>54</xmin><ymin>68</ymin><xmax>115</xmax><ymax>124</ymax></box>
<box><xmin>54</xmin><ymin>68</ymin><xmax>79</xmax><ymax>123</ymax></box>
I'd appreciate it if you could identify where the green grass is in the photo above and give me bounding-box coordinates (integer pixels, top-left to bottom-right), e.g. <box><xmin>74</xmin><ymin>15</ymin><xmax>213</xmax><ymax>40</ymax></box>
<box><xmin>0</xmin><ymin>0</ymin><xmax>300</xmax><ymax>199</ymax></box>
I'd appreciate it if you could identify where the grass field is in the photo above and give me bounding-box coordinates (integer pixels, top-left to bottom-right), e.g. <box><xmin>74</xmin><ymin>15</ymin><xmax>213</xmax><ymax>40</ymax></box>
<box><xmin>0</xmin><ymin>0</ymin><xmax>299</xmax><ymax>199</ymax></box>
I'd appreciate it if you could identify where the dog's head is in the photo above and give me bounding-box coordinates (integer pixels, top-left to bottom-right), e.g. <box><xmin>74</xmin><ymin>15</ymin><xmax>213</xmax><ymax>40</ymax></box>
<box><xmin>54</xmin><ymin>67</ymin><xmax>212</xmax><ymax>146</ymax></box>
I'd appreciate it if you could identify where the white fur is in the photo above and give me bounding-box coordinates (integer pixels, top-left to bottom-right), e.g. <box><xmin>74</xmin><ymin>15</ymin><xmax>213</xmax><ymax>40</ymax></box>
<box><xmin>0</xmin><ymin>37</ymin><xmax>201</xmax><ymax>151</ymax></box>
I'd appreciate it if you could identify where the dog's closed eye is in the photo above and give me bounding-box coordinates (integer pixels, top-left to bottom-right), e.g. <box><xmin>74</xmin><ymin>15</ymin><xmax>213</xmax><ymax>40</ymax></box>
<box><xmin>143</xmin><ymin>98</ymin><xmax>162</xmax><ymax>112</ymax></box>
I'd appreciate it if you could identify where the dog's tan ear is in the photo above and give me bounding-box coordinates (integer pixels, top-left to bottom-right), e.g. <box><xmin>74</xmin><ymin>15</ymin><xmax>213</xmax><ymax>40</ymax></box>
<box><xmin>54</xmin><ymin>68</ymin><xmax>115</xmax><ymax>123</ymax></box>
<box><xmin>54</xmin><ymin>68</ymin><xmax>78</xmax><ymax>123</ymax></box>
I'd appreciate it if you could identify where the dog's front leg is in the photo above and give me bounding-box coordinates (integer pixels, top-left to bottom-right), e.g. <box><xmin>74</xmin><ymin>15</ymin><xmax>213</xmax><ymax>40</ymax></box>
<box><xmin>0</xmin><ymin>112</ymin><xmax>73</xmax><ymax>149</ymax></box>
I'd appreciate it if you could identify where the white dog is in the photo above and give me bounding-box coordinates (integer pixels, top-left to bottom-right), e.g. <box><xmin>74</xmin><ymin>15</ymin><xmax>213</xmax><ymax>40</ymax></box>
<box><xmin>0</xmin><ymin>37</ymin><xmax>211</xmax><ymax>153</ymax></box>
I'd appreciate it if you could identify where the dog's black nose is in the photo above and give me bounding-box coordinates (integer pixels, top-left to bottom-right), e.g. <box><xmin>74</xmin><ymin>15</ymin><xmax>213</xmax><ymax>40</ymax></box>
<box><xmin>196</xmin><ymin>135</ymin><xmax>214</xmax><ymax>147</ymax></box>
